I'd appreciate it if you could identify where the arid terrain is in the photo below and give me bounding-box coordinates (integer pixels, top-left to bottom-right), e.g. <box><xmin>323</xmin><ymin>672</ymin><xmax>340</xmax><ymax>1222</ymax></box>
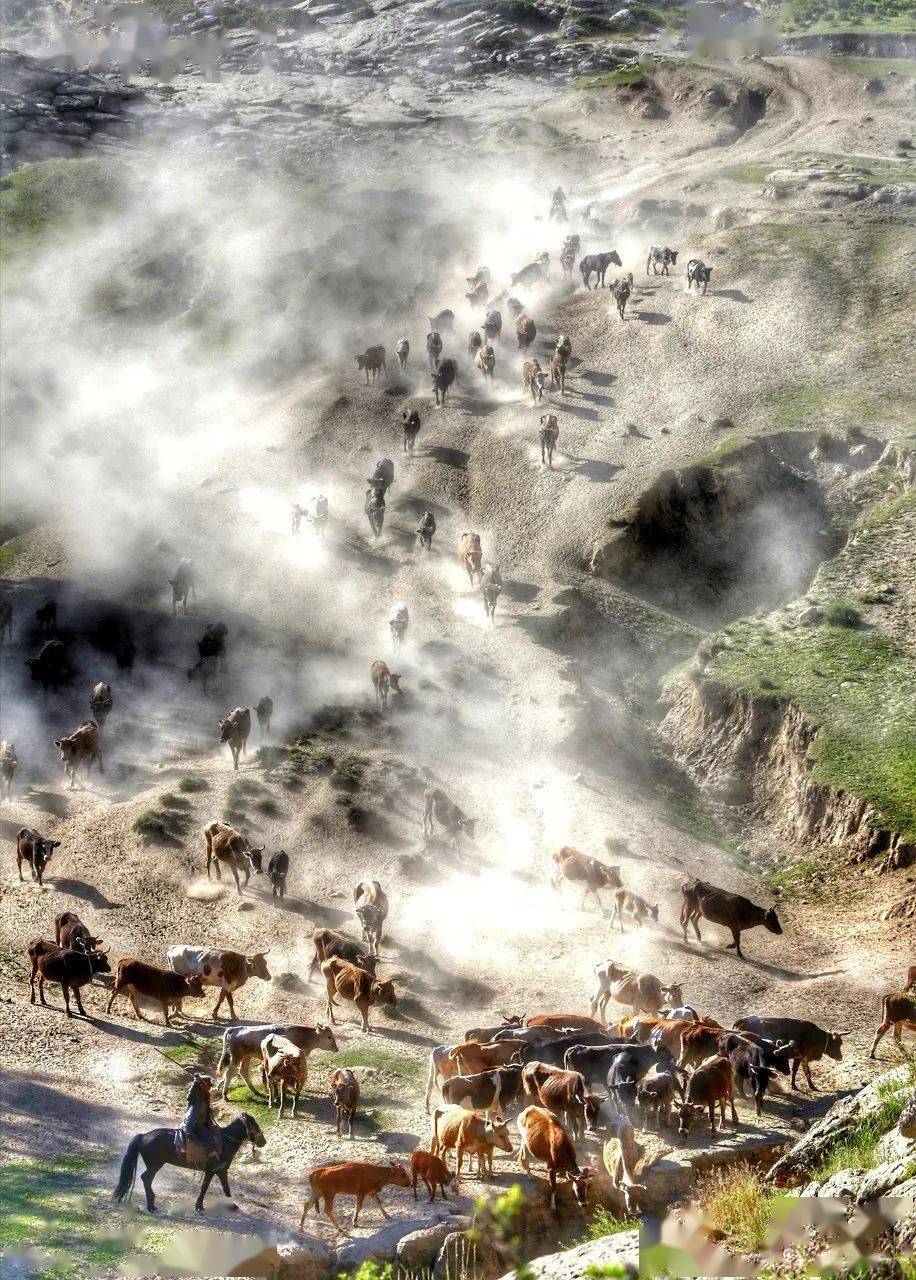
<box><xmin>1</xmin><ymin>8</ymin><xmax>915</xmax><ymax>1277</ymax></box>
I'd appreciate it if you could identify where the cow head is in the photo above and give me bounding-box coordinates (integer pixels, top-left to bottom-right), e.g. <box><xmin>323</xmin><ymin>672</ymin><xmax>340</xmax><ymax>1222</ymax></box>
<box><xmin>771</xmin><ymin>1039</ymin><xmax>798</xmax><ymax>1074</ymax></box>
<box><xmin>247</xmin><ymin>847</ymin><xmax>265</xmax><ymax>874</ymax></box>
<box><xmin>355</xmin><ymin>354</ymin><xmax>366</xmax><ymax>369</ymax></box>
<box><xmin>674</xmin><ymin>1101</ymin><xmax>701</xmax><ymax>1134</ymax></box>
<box><xmin>485</xmin><ymin>1119</ymin><xmax>513</xmax><ymax>1153</ymax></box>
<box><xmin>34</xmin><ymin>838</ymin><xmax>61</xmax><ymax>874</ymax></box>
<box><xmin>662</xmin><ymin>983</ymin><xmax>684</xmax><ymax>1007</ymax></box>
<box><xmin>648</xmin><ymin>903</ymin><xmax>660</xmax><ymax>920</ymax></box>
<box><xmin>570</xmin><ymin>1167</ymin><xmax>593</xmax><ymax>1207</ymax></box>
<box><xmin>247</xmin><ymin>951</ymin><xmax>271</xmax><ymax>981</ymax></box>
<box><xmin>388</xmin><ymin>1163</ymin><xmax>411</xmax><ymax>1189</ymax></box>
<box><xmin>825</xmin><ymin>1032</ymin><xmax>845</xmax><ymax>1060</ymax></box>
<box><xmin>459</xmin><ymin>817</ymin><xmax>477</xmax><ymax>839</ymax></box>
<box><xmin>315</xmin><ymin>1024</ymin><xmax>338</xmax><ymax>1052</ymax></box>
<box><xmin>703</xmin><ymin>267</ymin><xmax>713</xmax><ymax>281</ymax></box>
<box><xmin>583</xmin><ymin>1092</ymin><xmax>604</xmax><ymax>1133</ymax></box>
<box><xmin>764</xmin><ymin>907</ymin><xmax>783</xmax><ymax>936</ymax></box>
<box><xmin>185</xmin><ymin>975</ymin><xmax>206</xmax><ymax>998</ymax></box>
<box><xmin>601</xmin><ymin>864</ymin><xmax>622</xmax><ymax>887</ymax></box>
<box><xmin>371</xmin><ymin>979</ymin><xmax>397</xmax><ymax>1009</ymax></box>
<box><xmin>89</xmin><ymin>950</ymin><xmax>112</xmax><ymax>977</ymax></box>
<box><xmin>668</xmin><ymin>250</ymin><xmax>679</xmax><ymax>264</ymax></box>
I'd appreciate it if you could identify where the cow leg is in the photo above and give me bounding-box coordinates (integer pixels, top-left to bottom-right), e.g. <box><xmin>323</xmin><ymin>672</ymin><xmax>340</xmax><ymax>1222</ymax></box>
<box><xmin>374</xmin><ymin>1193</ymin><xmax>391</xmax><ymax>1219</ymax></box>
<box><xmin>61</xmin><ymin>983</ymin><xmax>72</xmax><ymax>1017</ymax></box>
<box><xmin>790</xmin><ymin>1057</ymin><xmax>800</xmax><ymax>1090</ymax></box>
<box><xmin>802</xmin><ymin>1060</ymin><xmax>817</xmax><ymax>1091</ymax></box>
<box><xmin>161</xmin><ymin>999</ymin><xmax>173</xmax><ymax>1027</ymax></box>
<box><xmin>230</xmin><ymin>863</ymin><xmax>241</xmax><ymax>895</ymax></box>
<box><xmin>225</xmin><ymin>989</ymin><xmax>236</xmax><ymax>1020</ymax></box>
<box><xmin>17</xmin><ymin>853</ymin><xmax>24</xmax><ymax>881</ymax></box>
<box><xmin>690</xmin><ymin>911</ymin><xmax>702</xmax><ymax>942</ymax></box>
<box><xmin>728</xmin><ymin>1088</ymin><xmax>738</xmax><ymax>1125</ymax></box>
<box><xmin>73</xmin><ymin>983</ymin><xmax>88</xmax><ymax>1018</ymax></box>
<box><xmin>352</xmin><ymin>1192</ymin><xmax>366</xmax><ymax>1226</ymax></box>
<box><xmin>37</xmin><ymin>973</ymin><xmax>48</xmax><ymax>1006</ymax></box>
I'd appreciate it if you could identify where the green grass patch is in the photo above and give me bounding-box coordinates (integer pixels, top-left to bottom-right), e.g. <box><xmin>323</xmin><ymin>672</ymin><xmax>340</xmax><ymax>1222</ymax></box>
<box><xmin>0</xmin><ymin>536</ymin><xmax>24</xmax><ymax>575</ymax></box>
<box><xmin>653</xmin><ymin>780</ymin><xmax>735</xmax><ymax>851</ymax></box>
<box><xmin>177</xmin><ymin>774</ymin><xmax>209</xmax><ymax>794</ymax></box>
<box><xmin>696</xmin><ymin>1163</ymin><xmax>781</xmax><ymax>1254</ymax></box>
<box><xmin>763</xmin><ymin>856</ymin><xmax>825</xmax><ymax>899</ymax></box>
<box><xmin>0</xmin><ymin>1152</ymin><xmax>128</xmax><ymax>1277</ymax></box>
<box><xmin>0</xmin><ymin>158</ymin><xmax>122</xmax><ymax>249</ymax></box>
<box><xmin>132</xmin><ymin>807</ymin><xmax>189</xmax><ymax>842</ymax></box>
<box><xmin>160</xmin><ymin>1033</ymin><xmax>221</xmax><ymax>1068</ymax></box>
<box><xmin>225</xmin><ymin>1081</ymin><xmax>277</xmax><ymax>1128</ymax></box>
<box><xmin>575</xmin><ymin>64</ymin><xmax>648</xmax><ymax>89</ymax></box>
<box><xmin>333</xmin><ymin>1047</ymin><xmax>422</xmax><ymax>1079</ymax></box>
<box><xmin>810</xmin><ymin>1074</ymin><xmax>913</xmax><ymax>1180</ymax></box>
<box><xmin>586</xmin><ymin>1208</ymin><xmax>639</xmax><ymax>1239</ymax></box>
<box><xmin>822</xmin><ymin>54</ymin><xmax>916</xmax><ymax>76</ymax></box>
<box><xmin>158</xmin><ymin>791</ymin><xmax>191</xmax><ymax>810</ymax></box>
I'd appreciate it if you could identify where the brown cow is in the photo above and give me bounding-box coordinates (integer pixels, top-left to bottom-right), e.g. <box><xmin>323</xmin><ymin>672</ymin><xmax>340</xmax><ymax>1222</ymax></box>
<box><xmin>869</xmin><ymin>991</ymin><xmax>916</xmax><ymax>1058</ymax></box>
<box><xmin>0</xmin><ymin>740</ymin><xmax>18</xmax><ymax>799</ymax></box>
<box><xmin>539</xmin><ymin>413</ymin><xmax>559</xmax><ymax>467</ymax></box>
<box><xmin>203</xmin><ymin>821</ymin><xmax>264</xmax><ymax>893</ymax></box>
<box><xmin>29</xmin><ymin>943</ymin><xmax>111</xmax><ymax>1018</ymax></box>
<box><xmin>356</xmin><ymin>346</ymin><xmax>387</xmax><ymax>384</ymax></box>
<box><xmin>300</xmin><ymin>1161</ymin><xmax>410</xmax><ymax>1232</ymax></box>
<box><xmin>475</xmin><ymin>344</ymin><xmax>496</xmax><ymax>380</ymax></box>
<box><xmin>54</xmin><ymin>911</ymin><xmax>103</xmax><ymax>953</ymax></box>
<box><xmin>423</xmin><ymin>786</ymin><xmax>476</xmax><ymax>844</ymax></box>
<box><xmin>260</xmin><ymin>1033</ymin><xmax>306</xmax><ymax>1117</ymax></box>
<box><xmin>516</xmin><ymin>316</ymin><xmax>536</xmax><ymax>350</ymax></box>
<box><xmin>522</xmin><ymin>1062</ymin><xmax>600</xmax><ymax>1140</ymax></box>
<box><xmin>54</xmin><ymin>720</ymin><xmax>101</xmax><ymax>789</ymax></box>
<box><xmin>458</xmin><ymin>532</ymin><xmax>483</xmax><ymax>585</ymax></box>
<box><xmin>331</xmin><ymin>1068</ymin><xmax>360</xmax><ymax>1137</ymax></box>
<box><xmin>321</xmin><ymin>956</ymin><xmax>396</xmax><ymax>1032</ymax></box>
<box><xmin>218</xmin><ymin>707</ymin><xmax>251</xmax><ymax>771</ymax></box>
<box><xmin>522</xmin><ymin>359</ymin><xmax>546</xmax><ymax>402</ymax></box>
<box><xmin>106</xmin><ymin>958</ymin><xmax>205</xmax><ymax>1026</ymax></box>
<box><xmin>308</xmin><ymin>928</ymin><xmax>377</xmax><ymax>980</ymax></box>
<box><xmin>166</xmin><ymin>945</ymin><xmax>271</xmax><ymax>1019</ymax></box>
<box><xmin>354</xmin><ymin>879</ymin><xmax>389</xmax><ymax>955</ymax></box>
<box><xmin>681</xmin><ymin>878</ymin><xmax>782</xmax><ymax>960</ymax></box>
<box><xmin>430</xmin><ymin>1106</ymin><xmax>513</xmax><ymax>1186</ymax></box>
<box><xmin>591</xmin><ymin>962</ymin><xmax>683</xmax><ymax>1020</ymax></box>
<box><xmin>678</xmin><ymin>1022</ymin><xmax>723</xmax><ymax>1070</ymax></box>
<box><xmin>551</xmin><ymin>847</ymin><xmax>622</xmax><ymax>912</ymax></box>
<box><xmin>548</xmin><ymin>353</ymin><xmax>568</xmax><ymax>394</ymax></box>
<box><xmin>16</xmin><ymin>828</ymin><xmax>60</xmax><ymax>886</ymax></box>
<box><xmin>526</xmin><ymin>1014</ymin><xmax>607</xmax><ymax>1033</ymax></box>
<box><xmin>906</xmin><ymin>965</ymin><xmax>916</xmax><ymax>992</ymax></box>
<box><xmin>410</xmin><ymin>1148</ymin><xmax>455</xmax><ymax>1201</ymax></box>
<box><xmin>217</xmin><ymin>1022</ymin><xmax>337</xmax><ymax>1099</ymax></box>
<box><xmin>370</xmin><ymin>660</ymin><xmax>401</xmax><ymax>712</ymax></box>
<box><xmin>516</xmin><ymin>1105</ymin><xmax>591</xmax><ymax>1213</ymax></box>
<box><xmin>448</xmin><ymin>1040</ymin><xmax>522</xmax><ymax>1076</ymax></box>
<box><xmin>611</xmin><ymin>888</ymin><xmax>659</xmax><ymax>932</ymax></box>
<box><xmin>674</xmin><ymin>1055</ymin><xmax>738</xmax><ymax>1134</ymax></box>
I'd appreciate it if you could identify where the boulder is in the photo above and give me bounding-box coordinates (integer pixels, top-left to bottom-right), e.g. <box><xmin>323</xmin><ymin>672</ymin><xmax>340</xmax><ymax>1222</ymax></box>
<box><xmin>396</xmin><ymin>1217</ymin><xmax>471</xmax><ymax>1266</ymax></box>
<box><xmin>498</xmin><ymin>1230</ymin><xmax>639</xmax><ymax>1280</ymax></box>
<box><xmin>275</xmin><ymin>1236</ymin><xmax>335</xmax><ymax>1280</ymax></box>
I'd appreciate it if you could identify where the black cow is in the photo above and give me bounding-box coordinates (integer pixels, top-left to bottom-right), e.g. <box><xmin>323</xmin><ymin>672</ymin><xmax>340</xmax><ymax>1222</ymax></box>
<box><xmin>686</xmin><ymin>259</ymin><xmax>713</xmax><ymax>293</ymax></box>
<box><xmin>567</xmin><ymin>1042</ymin><xmax>670</xmax><ymax>1099</ymax></box>
<box><xmin>267</xmin><ymin>850</ymin><xmax>289</xmax><ymax>900</ymax></box>
<box><xmin>733</xmin><ymin>1017</ymin><xmax>844</xmax><ymax>1091</ymax></box>
<box><xmin>25</xmin><ymin>638</ymin><xmax>70</xmax><ymax>692</ymax></box>
<box><xmin>681</xmin><ymin>879</ymin><xmax>782</xmax><ymax>959</ymax></box>
<box><xmin>717</xmin><ymin>1032</ymin><xmax>794</xmax><ymax>1115</ymax></box>
<box><xmin>16</xmin><ymin>828</ymin><xmax>60</xmax><ymax>886</ymax></box>
<box><xmin>432</xmin><ymin>358</ymin><xmax>458</xmax><ymax>406</ymax></box>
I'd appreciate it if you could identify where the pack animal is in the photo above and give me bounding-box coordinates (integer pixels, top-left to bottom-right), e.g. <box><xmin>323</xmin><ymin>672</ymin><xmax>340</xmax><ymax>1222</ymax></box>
<box><xmin>167</xmin><ymin>946</ymin><xmax>271</xmax><ymax>1020</ymax></box>
<box><xmin>481</xmin><ymin>563</ymin><xmax>503</xmax><ymax>622</ymax></box>
<box><xmin>475</xmin><ymin>343</ymin><xmax>495</xmax><ymax>379</ymax></box>
<box><xmin>416</xmin><ymin>510</ymin><xmax>436</xmax><ymax>552</ymax></box>
<box><xmin>430</xmin><ymin>1107</ymin><xmax>512</xmax><ymax>1186</ymax></box>
<box><xmin>523</xmin><ymin>359</ymin><xmax>546</xmax><ymax>402</ymax></box>
<box><xmin>89</xmin><ymin>682</ymin><xmax>113</xmax><ymax>727</ymax></box>
<box><xmin>410</xmin><ymin>1149</ymin><xmax>454</xmax><ymax>1201</ymax></box>
<box><xmin>395</xmin><ymin>338</ymin><xmax>409</xmax><ymax>370</ymax></box>
<box><xmin>674</xmin><ymin>1055</ymin><xmax>738</xmax><ymax>1134</ymax></box>
<box><xmin>611</xmin><ymin>889</ymin><xmax>659</xmax><ymax>932</ymax></box>
<box><xmin>580</xmin><ymin>251</ymin><xmax>621</xmax><ymax>289</ymax></box>
<box><xmin>458</xmin><ymin>531</ymin><xmax>483</xmax><ymax>584</ymax></box>
<box><xmin>539</xmin><ymin>414</ymin><xmax>559</xmax><ymax>466</ymax></box>
<box><xmin>483</xmin><ymin>310</ymin><xmax>502</xmax><ymax>342</ymax></box>
<box><xmin>354</xmin><ymin>879</ymin><xmax>388</xmax><ymax>954</ymax></box>
<box><xmin>29</xmin><ymin>943</ymin><xmax>110</xmax><ymax>1018</ymax></box>
<box><xmin>255</xmin><ymin>696</ymin><xmax>273</xmax><ymax>738</ymax></box>
<box><xmin>260</xmin><ymin>1033</ymin><xmax>306</xmax><ymax>1117</ymax></box>
<box><xmin>591</xmin><ymin>963</ymin><xmax>683</xmax><ymax>1019</ymax></box>
<box><xmin>733</xmin><ymin>1016</ymin><xmax>845</xmax><ymax>1091</ymax></box>
<box><xmin>610</xmin><ymin>275</ymin><xmax>632</xmax><ymax>319</ymax></box>
<box><xmin>16</xmin><ymin>828</ymin><xmax>60</xmax><ymax>885</ymax></box>
<box><xmin>308</xmin><ymin>928</ymin><xmax>377</xmax><ymax>980</ymax></box>
<box><xmin>26</xmin><ymin>638</ymin><xmax>70</xmax><ymax>692</ymax></box>
<box><xmin>441</xmin><ymin>1066</ymin><xmax>524</xmax><ymax>1120</ymax></box>
<box><xmin>869</xmin><ymin>992</ymin><xmax>916</xmax><ymax>1058</ymax></box>
<box><xmin>717</xmin><ymin>1031</ymin><xmax>795</xmax><ymax>1115</ymax></box>
<box><xmin>106</xmin><ymin>958</ymin><xmax>205</xmax><ymax>1026</ymax></box>
<box><xmin>516</xmin><ymin>316</ymin><xmax>537</xmax><ymax>350</ymax></box>
<box><xmin>423</xmin><ymin>786</ymin><xmax>476</xmax><ymax>845</ymax></box>
<box><xmin>426</xmin><ymin>331</ymin><xmax>443</xmax><ymax>370</ymax></box>
<box><xmin>299</xmin><ymin>1161</ymin><xmax>410</xmax><ymax>1233</ymax></box>
<box><xmin>55</xmin><ymin>911</ymin><xmax>103</xmax><ymax>953</ymax></box>
<box><xmin>365</xmin><ymin>490</ymin><xmax>385</xmax><ymax>539</ymax></box>
<box><xmin>402</xmin><ymin>408</ymin><xmax>421</xmax><ymax>454</ymax></box>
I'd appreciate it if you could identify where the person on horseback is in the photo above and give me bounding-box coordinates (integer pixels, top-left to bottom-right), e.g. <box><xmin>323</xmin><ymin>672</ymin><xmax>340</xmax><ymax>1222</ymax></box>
<box><xmin>179</xmin><ymin>1074</ymin><xmax>222</xmax><ymax>1163</ymax></box>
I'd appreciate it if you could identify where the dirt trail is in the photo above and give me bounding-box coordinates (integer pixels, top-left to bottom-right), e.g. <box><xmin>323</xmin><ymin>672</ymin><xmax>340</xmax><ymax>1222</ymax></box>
<box><xmin>0</xmin><ymin>49</ymin><xmax>911</xmax><ymax>1265</ymax></box>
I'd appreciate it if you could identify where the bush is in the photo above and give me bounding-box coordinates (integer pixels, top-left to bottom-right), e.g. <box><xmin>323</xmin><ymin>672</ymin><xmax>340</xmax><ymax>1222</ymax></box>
<box><xmin>822</xmin><ymin>600</ymin><xmax>862</xmax><ymax>627</ymax></box>
<box><xmin>0</xmin><ymin>158</ymin><xmax>122</xmax><ymax>241</ymax></box>
<box><xmin>177</xmin><ymin>775</ymin><xmax>209</xmax><ymax>794</ymax></box>
<box><xmin>696</xmin><ymin>1163</ymin><xmax>779</xmax><ymax>1253</ymax></box>
<box><xmin>587</xmin><ymin>1207</ymin><xmax>638</xmax><ymax>1239</ymax></box>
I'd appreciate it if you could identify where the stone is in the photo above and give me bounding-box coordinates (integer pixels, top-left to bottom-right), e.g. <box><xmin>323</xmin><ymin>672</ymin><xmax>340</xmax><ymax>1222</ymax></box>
<box><xmin>712</xmin><ymin>207</ymin><xmax>736</xmax><ymax>229</ymax></box>
<box><xmin>798</xmin><ymin>606</ymin><xmax>822</xmax><ymax>625</ymax></box>
<box><xmin>275</xmin><ymin>1235</ymin><xmax>335</xmax><ymax>1279</ymax></box>
<box><xmin>499</xmin><ymin>1231</ymin><xmax>639</xmax><ymax>1280</ymax></box>
<box><xmin>396</xmin><ymin>1217</ymin><xmax>470</xmax><ymax>1265</ymax></box>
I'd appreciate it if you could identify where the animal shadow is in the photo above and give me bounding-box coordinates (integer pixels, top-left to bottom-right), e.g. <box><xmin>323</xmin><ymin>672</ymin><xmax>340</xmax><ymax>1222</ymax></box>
<box><xmin>580</xmin><ymin>370</ymin><xmax>617</xmax><ymax>387</ymax></box>
<box><xmin>49</xmin><ymin>879</ymin><xmax>124</xmax><ymax>910</ymax></box>
<box><xmin>714</xmin><ymin>289</ymin><xmax>753</xmax><ymax>304</ymax></box>
<box><xmin>426</xmin><ymin>445</ymin><xmax>469</xmax><ymax>469</ymax></box>
<box><xmin>570</xmin><ymin>459</ymin><xmax>623</xmax><ymax>483</ymax></box>
<box><xmin>636</xmin><ymin>311</ymin><xmax>672</xmax><ymax>325</ymax></box>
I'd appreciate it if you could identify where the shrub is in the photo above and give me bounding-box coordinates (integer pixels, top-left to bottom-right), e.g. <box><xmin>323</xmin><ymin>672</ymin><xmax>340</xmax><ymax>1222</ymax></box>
<box><xmin>587</xmin><ymin>1207</ymin><xmax>638</xmax><ymax>1238</ymax></box>
<box><xmin>822</xmin><ymin>600</ymin><xmax>862</xmax><ymax>627</ymax></box>
<box><xmin>0</xmin><ymin>158</ymin><xmax>122</xmax><ymax>241</ymax></box>
<box><xmin>177</xmin><ymin>775</ymin><xmax>209</xmax><ymax>794</ymax></box>
<box><xmin>696</xmin><ymin>1163</ymin><xmax>779</xmax><ymax>1253</ymax></box>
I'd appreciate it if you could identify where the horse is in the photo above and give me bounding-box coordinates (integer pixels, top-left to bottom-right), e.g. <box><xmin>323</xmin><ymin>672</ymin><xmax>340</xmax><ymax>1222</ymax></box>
<box><xmin>113</xmin><ymin>1112</ymin><xmax>265</xmax><ymax>1213</ymax></box>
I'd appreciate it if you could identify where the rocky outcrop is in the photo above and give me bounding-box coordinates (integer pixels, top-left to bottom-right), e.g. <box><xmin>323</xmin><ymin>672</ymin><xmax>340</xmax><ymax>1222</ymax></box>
<box><xmin>0</xmin><ymin>49</ymin><xmax>142</xmax><ymax>171</ymax></box>
<box><xmin>660</xmin><ymin>678</ymin><xmax>916</xmax><ymax>871</ymax></box>
<box><xmin>498</xmin><ymin>1230</ymin><xmax>639</xmax><ymax>1280</ymax></box>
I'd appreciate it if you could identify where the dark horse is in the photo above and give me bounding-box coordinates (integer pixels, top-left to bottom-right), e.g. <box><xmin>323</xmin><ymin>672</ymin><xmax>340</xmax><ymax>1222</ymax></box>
<box><xmin>113</xmin><ymin>1112</ymin><xmax>265</xmax><ymax>1213</ymax></box>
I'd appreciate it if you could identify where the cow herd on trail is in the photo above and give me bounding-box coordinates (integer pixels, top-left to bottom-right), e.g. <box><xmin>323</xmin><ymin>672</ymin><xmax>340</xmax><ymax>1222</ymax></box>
<box><xmin>1</xmin><ymin>190</ymin><xmax>912</xmax><ymax>1237</ymax></box>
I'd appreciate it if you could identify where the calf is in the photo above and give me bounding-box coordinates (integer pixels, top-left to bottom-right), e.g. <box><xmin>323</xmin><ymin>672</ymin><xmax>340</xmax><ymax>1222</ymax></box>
<box><xmin>432</xmin><ymin>357</ymin><xmax>458</xmax><ymax>405</ymax></box>
<box><xmin>203</xmin><ymin>821</ymin><xmax>264</xmax><ymax>893</ymax></box>
<box><xmin>442</xmin><ymin>1066</ymin><xmax>523</xmax><ymax>1120</ymax></box>
<box><xmin>300</xmin><ymin>1161</ymin><xmax>410</xmax><ymax>1233</ymax></box>
<box><xmin>516</xmin><ymin>316</ymin><xmax>536</xmax><ymax>350</ymax></box>
<box><xmin>603</xmin><ymin>1113</ymin><xmax>648</xmax><ymax>1214</ymax></box>
<box><xmin>308</xmin><ymin>928</ymin><xmax>377</xmax><ymax>980</ymax></box>
<box><xmin>426</xmin><ymin>331</ymin><xmax>443</xmax><ymax>371</ymax></box>
<box><xmin>167</xmin><ymin>945</ymin><xmax>271</xmax><ymax>1019</ymax></box>
<box><xmin>218</xmin><ymin>707</ymin><xmax>251</xmax><ymax>771</ymax></box>
<box><xmin>36</xmin><ymin>598</ymin><xmax>57</xmax><ymax>631</ymax></box>
<box><xmin>611</xmin><ymin>888</ymin><xmax>659</xmax><ymax>932</ymax></box>
<box><xmin>30</xmin><ymin>943</ymin><xmax>110</xmax><ymax>1018</ymax></box>
<box><xmin>371</xmin><ymin>660</ymin><xmax>401</xmax><ymax>711</ymax></box>
<box><xmin>356</xmin><ymin>345</ymin><xmax>387</xmax><ymax>383</ymax></box>
<box><xmin>468</xmin><ymin>330</ymin><xmax>483</xmax><ymax>361</ymax></box>
<box><xmin>717</xmin><ymin>1031</ymin><xmax>794</xmax><ymax>1115</ymax></box>
<box><xmin>458</xmin><ymin>532</ymin><xmax>483</xmax><ymax>585</ymax></box>
<box><xmin>580</xmin><ymin>251</ymin><xmax>621</xmax><ymax>290</ymax></box>
<box><xmin>475</xmin><ymin>343</ymin><xmax>496</xmax><ymax>380</ymax></box>
<box><xmin>416</xmin><ymin>510</ymin><xmax>436</xmax><ymax>552</ymax></box>
<box><xmin>869</xmin><ymin>992</ymin><xmax>916</xmax><ymax>1058</ymax></box>
<box><xmin>255</xmin><ymin>695</ymin><xmax>273</xmax><ymax>738</ymax></box>
<box><xmin>331</xmin><ymin>1068</ymin><xmax>360</xmax><ymax>1137</ymax></box>
<box><xmin>548</xmin><ymin>352</ymin><xmax>568</xmax><ymax>393</ymax></box>
<box><xmin>322</xmin><ymin>956</ymin><xmax>396</xmax><ymax>1032</ymax></box>
<box><xmin>169</xmin><ymin>558</ymin><xmax>195</xmax><ymax>615</ymax></box>
<box><xmin>539</xmin><ymin>413</ymin><xmax>559</xmax><ymax>466</ymax></box>
<box><xmin>483</xmin><ymin>310</ymin><xmax>502</xmax><ymax>342</ymax></box>
<box><xmin>267</xmin><ymin>850</ymin><xmax>289</xmax><ymax>899</ymax></box>
<box><xmin>636</xmin><ymin>1063</ymin><xmax>681</xmax><ymax>1130</ymax></box>
<box><xmin>431</xmin><ymin>1106</ymin><xmax>513</xmax><ymax>1185</ymax></box>
<box><xmin>609</xmin><ymin>275</ymin><xmax>632</xmax><ymax>319</ymax></box>
<box><xmin>481</xmin><ymin>563</ymin><xmax>502</xmax><ymax>622</ymax></box>
<box><xmin>410</xmin><ymin>1148</ymin><xmax>454</xmax><ymax>1201</ymax></box>
<box><xmin>523</xmin><ymin>359</ymin><xmax>546</xmax><ymax>402</ymax></box>
<box><xmin>54</xmin><ymin>911</ymin><xmax>103</xmax><ymax>953</ymax></box>
<box><xmin>423</xmin><ymin>786</ymin><xmax>476</xmax><ymax>844</ymax></box>
<box><xmin>522</xmin><ymin>1063</ymin><xmax>598</xmax><ymax>1139</ymax></box>
<box><xmin>516</xmin><ymin>1106</ymin><xmax>591</xmax><ymax>1213</ymax></box>
<box><xmin>0</xmin><ymin>740</ymin><xmax>18</xmax><ymax>799</ymax></box>
<box><xmin>428</xmin><ymin>309</ymin><xmax>455</xmax><ymax>333</ymax></box>
<box><xmin>395</xmin><ymin>337</ymin><xmax>409</xmax><ymax>370</ymax></box>
<box><xmin>551</xmin><ymin>846</ymin><xmax>621</xmax><ymax>912</ymax></box>
<box><xmin>402</xmin><ymin>408</ymin><xmax>421</xmax><ymax>454</ymax></box>
<box><xmin>646</xmin><ymin>246</ymin><xmax>678</xmax><ymax>276</ymax></box>
<box><xmin>681</xmin><ymin>878</ymin><xmax>782</xmax><ymax>959</ymax></box>
<box><xmin>89</xmin><ymin>682</ymin><xmax>113</xmax><ymax>727</ymax></box>
<box><xmin>674</xmin><ymin>1054</ymin><xmax>738</xmax><ymax>1134</ymax></box>
<box><xmin>389</xmin><ymin>604</ymin><xmax>409</xmax><ymax>652</ymax></box>
<box><xmin>733</xmin><ymin>1016</ymin><xmax>845</xmax><ymax>1091</ymax></box>
<box><xmin>261</xmin><ymin>1033</ymin><xmax>306</xmax><ymax>1117</ymax></box>
<box><xmin>54</xmin><ymin>720</ymin><xmax>102</xmax><ymax>789</ymax></box>
<box><xmin>354</xmin><ymin>879</ymin><xmax>388</xmax><ymax>954</ymax></box>
<box><xmin>106</xmin><ymin>958</ymin><xmax>204</xmax><ymax>1026</ymax></box>
<box><xmin>16</xmin><ymin>828</ymin><xmax>60</xmax><ymax>886</ymax></box>
<box><xmin>26</xmin><ymin>638</ymin><xmax>71</xmax><ymax>692</ymax></box>
<box><xmin>592</xmin><ymin>962</ymin><xmax>682</xmax><ymax>1020</ymax></box>
<box><xmin>365</xmin><ymin>490</ymin><xmax>386</xmax><ymax>539</ymax></box>
<box><xmin>608</xmin><ymin>1047</ymin><xmax>675</xmax><ymax>1117</ymax></box>
<box><xmin>216</xmin><ymin>1021</ymin><xmax>337</xmax><ymax>1098</ymax></box>
<box><xmin>686</xmin><ymin>258</ymin><xmax>713</xmax><ymax>293</ymax></box>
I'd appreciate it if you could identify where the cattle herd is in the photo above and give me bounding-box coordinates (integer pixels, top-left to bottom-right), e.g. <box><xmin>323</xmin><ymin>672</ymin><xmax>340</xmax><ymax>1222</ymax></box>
<box><xmin>3</xmin><ymin>196</ymin><xmax>915</xmax><ymax>1240</ymax></box>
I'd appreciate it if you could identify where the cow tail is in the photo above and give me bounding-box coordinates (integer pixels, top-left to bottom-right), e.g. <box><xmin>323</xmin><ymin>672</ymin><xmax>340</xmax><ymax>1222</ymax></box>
<box><xmin>113</xmin><ymin>1135</ymin><xmax>142</xmax><ymax>1202</ymax></box>
<box><xmin>241</xmin><ymin>1054</ymin><xmax>267</xmax><ymax>1099</ymax></box>
<box><xmin>431</xmin><ymin>1108</ymin><xmax>443</xmax><ymax>1155</ymax></box>
<box><xmin>215</xmin><ymin>1029</ymin><xmax>231</xmax><ymax>1079</ymax></box>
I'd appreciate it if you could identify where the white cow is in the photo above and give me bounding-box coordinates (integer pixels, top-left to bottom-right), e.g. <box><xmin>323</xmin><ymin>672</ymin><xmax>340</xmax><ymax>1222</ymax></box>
<box><xmin>167</xmin><ymin>945</ymin><xmax>271</xmax><ymax>1020</ymax></box>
